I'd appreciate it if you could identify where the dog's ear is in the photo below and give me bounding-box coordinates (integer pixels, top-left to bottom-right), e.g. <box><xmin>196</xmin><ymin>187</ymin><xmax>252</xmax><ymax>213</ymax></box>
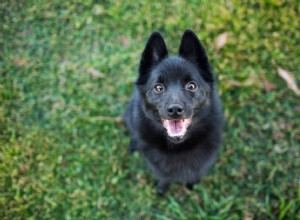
<box><xmin>179</xmin><ymin>30</ymin><xmax>213</xmax><ymax>82</ymax></box>
<box><xmin>137</xmin><ymin>32</ymin><xmax>168</xmax><ymax>84</ymax></box>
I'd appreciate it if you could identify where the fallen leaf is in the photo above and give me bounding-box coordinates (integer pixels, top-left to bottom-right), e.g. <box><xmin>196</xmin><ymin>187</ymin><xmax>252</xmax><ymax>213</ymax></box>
<box><xmin>97</xmin><ymin>197</ymin><xmax>103</xmax><ymax>209</ymax></box>
<box><xmin>277</xmin><ymin>67</ymin><xmax>300</xmax><ymax>96</ymax></box>
<box><xmin>52</xmin><ymin>101</ymin><xmax>65</xmax><ymax>113</ymax></box>
<box><xmin>272</xmin><ymin>131</ymin><xmax>283</xmax><ymax>140</ymax></box>
<box><xmin>87</xmin><ymin>67</ymin><xmax>104</xmax><ymax>78</ymax></box>
<box><xmin>93</xmin><ymin>41</ymin><xmax>99</xmax><ymax>52</ymax></box>
<box><xmin>228</xmin><ymin>77</ymin><xmax>255</xmax><ymax>87</ymax></box>
<box><xmin>137</xmin><ymin>177</ymin><xmax>147</xmax><ymax>184</ymax></box>
<box><xmin>93</xmin><ymin>4</ymin><xmax>104</xmax><ymax>16</ymax></box>
<box><xmin>119</xmin><ymin>36</ymin><xmax>130</xmax><ymax>48</ymax></box>
<box><xmin>227</xmin><ymin>71</ymin><xmax>260</xmax><ymax>87</ymax></box>
<box><xmin>193</xmin><ymin>195</ymin><xmax>203</xmax><ymax>205</ymax></box>
<box><xmin>274</xmin><ymin>144</ymin><xmax>287</xmax><ymax>154</ymax></box>
<box><xmin>260</xmin><ymin>76</ymin><xmax>276</xmax><ymax>92</ymax></box>
<box><xmin>215</xmin><ymin>32</ymin><xmax>228</xmax><ymax>50</ymax></box>
<box><xmin>14</xmin><ymin>58</ymin><xmax>29</xmax><ymax>66</ymax></box>
<box><xmin>19</xmin><ymin>163</ymin><xmax>29</xmax><ymax>174</ymax></box>
<box><xmin>21</xmin><ymin>31</ymin><xmax>27</xmax><ymax>37</ymax></box>
<box><xmin>279</xmin><ymin>123</ymin><xmax>286</xmax><ymax>130</ymax></box>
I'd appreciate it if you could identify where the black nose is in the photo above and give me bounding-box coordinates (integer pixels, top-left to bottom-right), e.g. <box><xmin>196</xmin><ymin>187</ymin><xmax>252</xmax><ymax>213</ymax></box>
<box><xmin>167</xmin><ymin>104</ymin><xmax>184</xmax><ymax>117</ymax></box>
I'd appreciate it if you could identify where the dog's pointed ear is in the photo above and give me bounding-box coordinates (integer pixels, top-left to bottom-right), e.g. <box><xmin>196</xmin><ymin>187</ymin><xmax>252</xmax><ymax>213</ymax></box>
<box><xmin>179</xmin><ymin>30</ymin><xmax>213</xmax><ymax>82</ymax></box>
<box><xmin>137</xmin><ymin>32</ymin><xmax>168</xmax><ymax>84</ymax></box>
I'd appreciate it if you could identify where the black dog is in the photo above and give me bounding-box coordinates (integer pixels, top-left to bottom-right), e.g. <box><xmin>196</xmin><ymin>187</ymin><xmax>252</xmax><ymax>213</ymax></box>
<box><xmin>123</xmin><ymin>30</ymin><xmax>223</xmax><ymax>194</ymax></box>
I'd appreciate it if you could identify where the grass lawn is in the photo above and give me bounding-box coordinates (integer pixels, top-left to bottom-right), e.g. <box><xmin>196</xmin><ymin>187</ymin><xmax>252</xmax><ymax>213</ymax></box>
<box><xmin>1</xmin><ymin>0</ymin><xmax>299</xmax><ymax>219</ymax></box>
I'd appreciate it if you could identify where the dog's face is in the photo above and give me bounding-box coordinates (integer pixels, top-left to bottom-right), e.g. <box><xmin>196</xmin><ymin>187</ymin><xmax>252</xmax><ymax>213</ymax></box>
<box><xmin>137</xmin><ymin>30</ymin><xmax>214</xmax><ymax>143</ymax></box>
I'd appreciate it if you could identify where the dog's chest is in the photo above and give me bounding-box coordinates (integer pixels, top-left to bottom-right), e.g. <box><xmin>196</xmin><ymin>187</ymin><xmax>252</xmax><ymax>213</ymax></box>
<box><xmin>142</xmin><ymin>146</ymin><xmax>212</xmax><ymax>182</ymax></box>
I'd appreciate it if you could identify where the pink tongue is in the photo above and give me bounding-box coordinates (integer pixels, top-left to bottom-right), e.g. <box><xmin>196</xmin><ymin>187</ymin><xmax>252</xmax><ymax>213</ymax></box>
<box><xmin>162</xmin><ymin>118</ymin><xmax>191</xmax><ymax>138</ymax></box>
<box><xmin>170</xmin><ymin>120</ymin><xmax>183</xmax><ymax>133</ymax></box>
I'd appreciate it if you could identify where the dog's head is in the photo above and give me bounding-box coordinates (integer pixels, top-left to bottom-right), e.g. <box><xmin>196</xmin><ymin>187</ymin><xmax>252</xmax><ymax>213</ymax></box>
<box><xmin>136</xmin><ymin>30</ymin><xmax>214</xmax><ymax>143</ymax></box>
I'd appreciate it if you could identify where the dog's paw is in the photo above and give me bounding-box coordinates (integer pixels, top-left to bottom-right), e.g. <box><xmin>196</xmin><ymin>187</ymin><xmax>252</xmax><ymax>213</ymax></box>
<box><xmin>156</xmin><ymin>181</ymin><xmax>170</xmax><ymax>195</ymax></box>
<box><xmin>128</xmin><ymin>138</ymin><xmax>137</xmax><ymax>154</ymax></box>
<box><xmin>186</xmin><ymin>183</ymin><xmax>194</xmax><ymax>190</ymax></box>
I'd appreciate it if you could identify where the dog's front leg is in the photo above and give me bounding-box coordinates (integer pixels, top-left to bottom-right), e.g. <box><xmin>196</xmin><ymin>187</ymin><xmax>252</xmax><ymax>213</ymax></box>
<box><xmin>156</xmin><ymin>180</ymin><xmax>170</xmax><ymax>195</ymax></box>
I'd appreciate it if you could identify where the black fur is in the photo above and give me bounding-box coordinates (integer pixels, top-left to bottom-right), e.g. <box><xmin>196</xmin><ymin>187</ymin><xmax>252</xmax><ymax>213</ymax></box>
<box><xmin>123</xmin><ymin>30</ymin><xmax>223</xmax><ymax>194</ymax></box>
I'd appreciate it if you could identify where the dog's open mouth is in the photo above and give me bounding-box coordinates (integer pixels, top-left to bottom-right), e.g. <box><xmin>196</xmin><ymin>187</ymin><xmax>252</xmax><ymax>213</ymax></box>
<box><xmin>162</xmin><ymin>118</ymin><xmax>192</xmax><ymax>139</ymax></box>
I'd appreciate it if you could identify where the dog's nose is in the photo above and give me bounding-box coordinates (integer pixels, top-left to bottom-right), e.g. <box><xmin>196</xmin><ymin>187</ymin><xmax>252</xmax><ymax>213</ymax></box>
<box><xmin>167</xmin><ymin>104</ymin><xmax>184</xmax><ymax>117</ymax></box>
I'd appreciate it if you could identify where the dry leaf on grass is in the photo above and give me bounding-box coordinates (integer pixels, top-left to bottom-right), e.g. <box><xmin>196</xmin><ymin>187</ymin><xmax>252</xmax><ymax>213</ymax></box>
<box><xmin>193</xmin><ymin>195</ymin><xmax>203</xmax><ymax>205</ymax></box>
<box><xmin>119</xmin><ymin>35</ymin><xmax>131</xmax><ymax>48</ymax></box>
<box><xmin>88</xmin><ymin>116</ymin><xmax>122</xmax><ymax>123</ymax></box>
<box><xmin>274</xmin><ymin>144</ymin><xmax>287</xmax><ymax>154</ymax></box>
<box><xmin>14</xmin><ymin>58</ymin><xmax>29</xmax><ymax>66</ymax></box>
<box><xmin>87</xmin><ymin>67</ymin><xmax>104</xmax><ymax>78</ymax></box>
<box><xmin>215</xmin><ymin>32</ymin><xmax>228</xmax><ymax>50</ymax></box>
<box><xmin>263</xmin><ymin>79</ymin><xmax>276</xmax><ymax>91</ymax></box>
<box><xmin>277</xmin><ymin>67</ymin><xmax>300</xmax><ymax>96</ymax></box>
<box><xmin>227</xmin><ymin>71</ymin><xmax>260</xmax><ymax>87</ymax></box>
<box><xmin>260</xmin><ymin>76</ymin><xmax>276</xmax><ymax>92</ymax></box>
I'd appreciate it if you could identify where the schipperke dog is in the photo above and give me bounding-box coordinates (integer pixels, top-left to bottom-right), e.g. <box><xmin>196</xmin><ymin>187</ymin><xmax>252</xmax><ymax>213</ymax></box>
<box><xmin>123</xmin><ymin>30</ymin><xmax>223</xmax><ymax>195</ymax></box>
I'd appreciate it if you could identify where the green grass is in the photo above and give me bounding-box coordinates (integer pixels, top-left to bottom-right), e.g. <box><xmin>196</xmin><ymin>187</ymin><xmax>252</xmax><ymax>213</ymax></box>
<box><xmin>1</xmin><ymin>0</ymin><xmax>300</xmax><ymax>219</ymax></box>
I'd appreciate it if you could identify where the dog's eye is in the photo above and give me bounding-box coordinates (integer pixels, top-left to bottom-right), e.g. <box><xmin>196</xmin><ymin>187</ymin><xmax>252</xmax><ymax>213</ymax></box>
<box><xmin>186</xmin><ymin>82</ymin><xmax>198</xmax><ymax>91</ymax></box>
<box><xmin>153</xmin><ymin>83</ymin><xmax>164</xmax><ymax>93</ymax></box>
